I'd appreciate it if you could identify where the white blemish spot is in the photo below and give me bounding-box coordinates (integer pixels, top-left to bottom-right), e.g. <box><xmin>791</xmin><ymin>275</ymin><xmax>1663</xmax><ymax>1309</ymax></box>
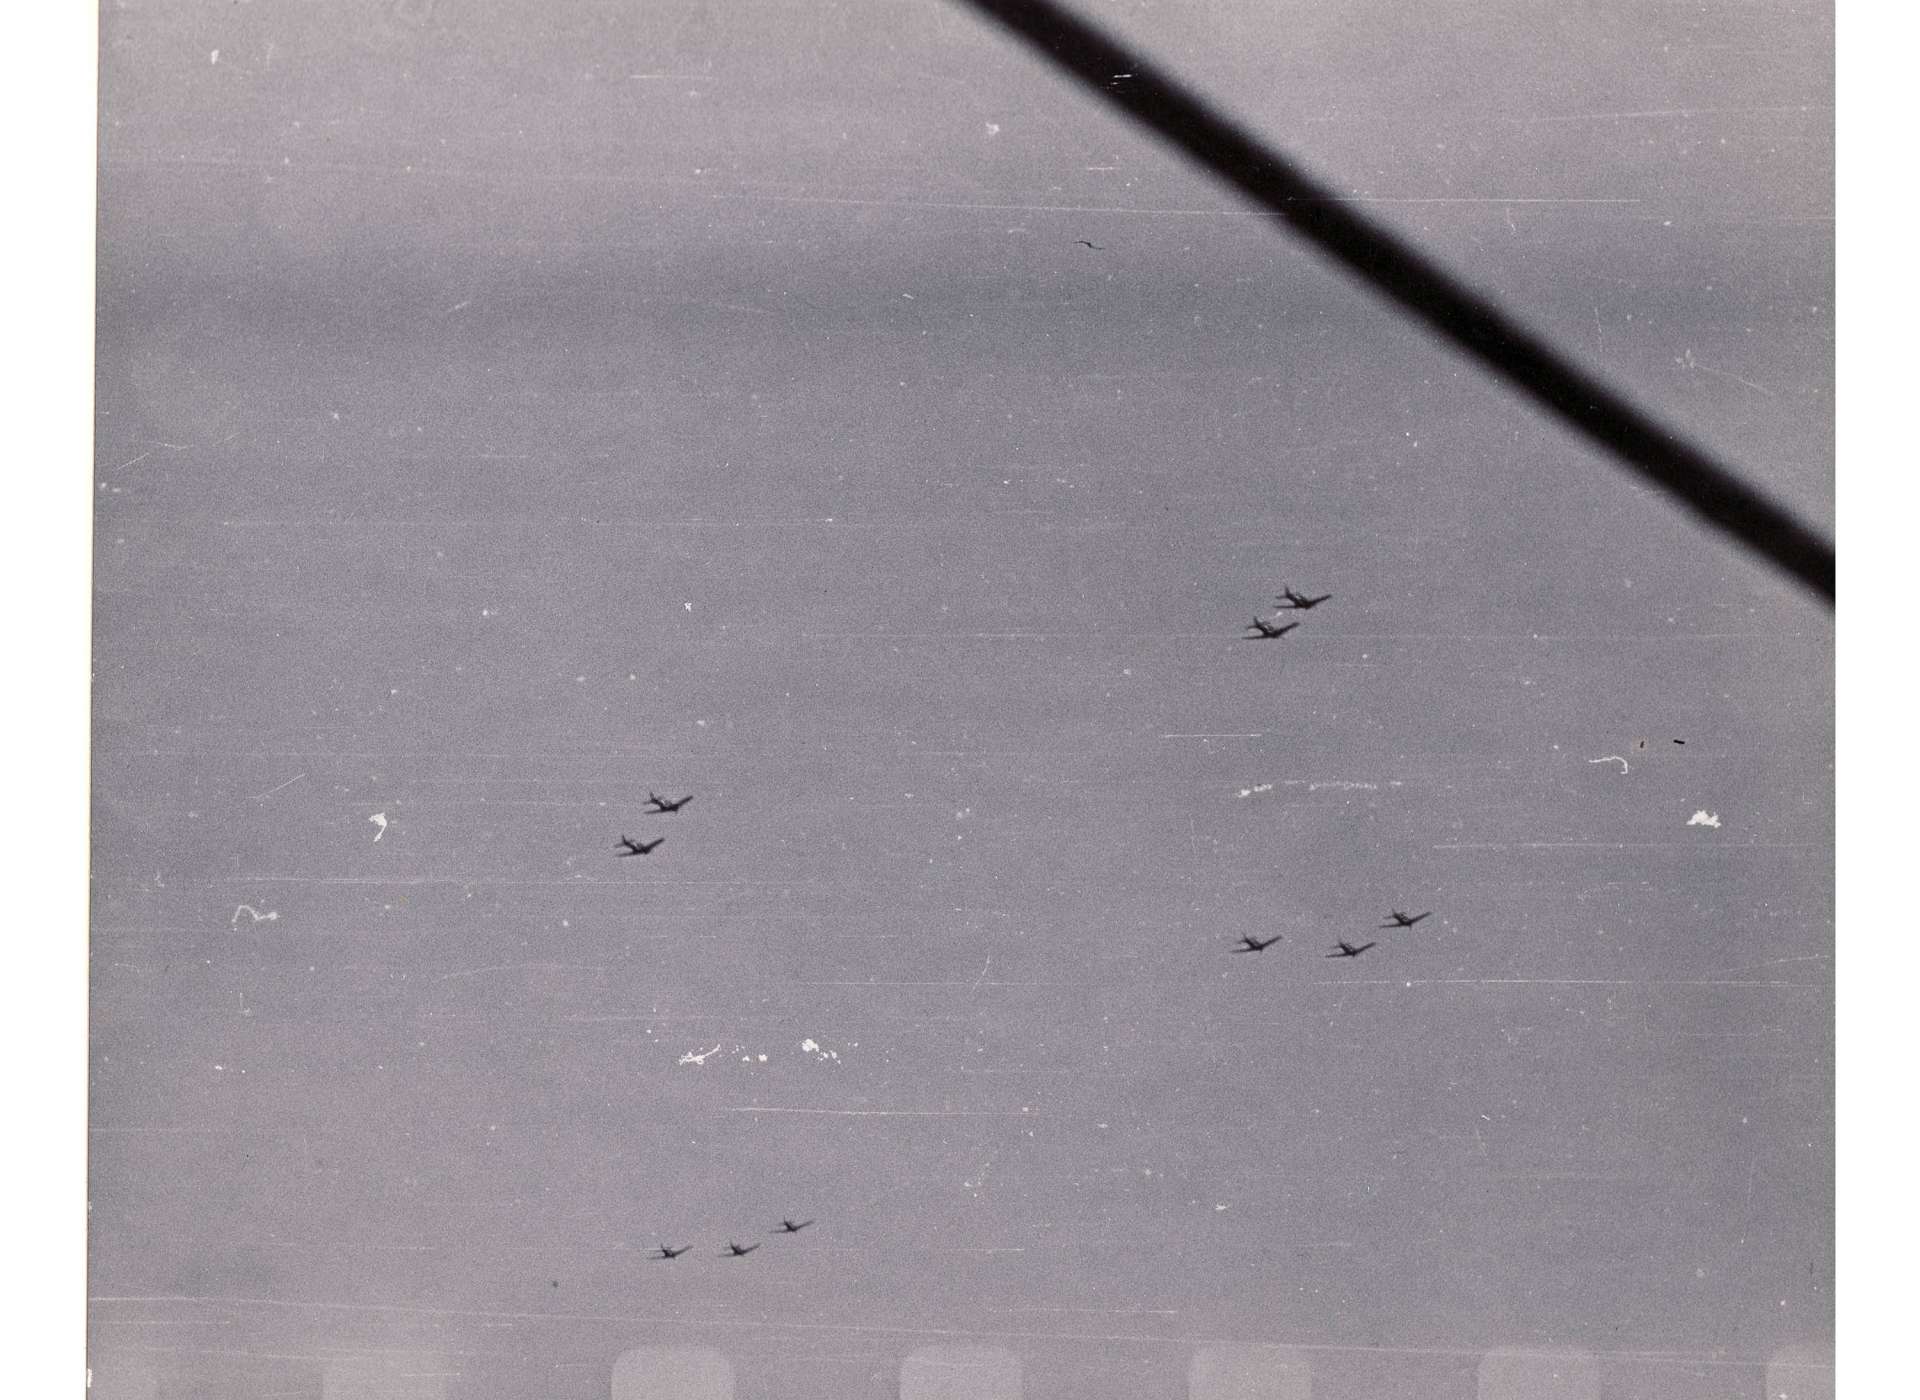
<box><xmin>369</xmin><ymin>811</ymin><xmax>388</xmax><ymax>841</ymax></box>
<box><xmin>1236</xmin><ymin>783</ymin><xmax>1274</xmax><ymax>799</ymax></box>
<box><xmin>210</xmin><ymin>50</ymin><xmax>219</xmax><ymax>65</ymax></box>
<box><xmin>1688</xmin><ymin>810</ymin><xmax>1723</xmax><ymax>828</ymax></box>
<box><xmin>799</xmin><ymin>1038</ymin><xmax>841</xmax><ymax>1063</ymax></box>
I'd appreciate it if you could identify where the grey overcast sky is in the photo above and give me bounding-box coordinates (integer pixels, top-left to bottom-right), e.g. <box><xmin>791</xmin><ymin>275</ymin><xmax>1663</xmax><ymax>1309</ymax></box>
<box><xmin>91</xmin><ymin>2</ymin><xmax>1831</xmax><ymax>1398</ymax></box>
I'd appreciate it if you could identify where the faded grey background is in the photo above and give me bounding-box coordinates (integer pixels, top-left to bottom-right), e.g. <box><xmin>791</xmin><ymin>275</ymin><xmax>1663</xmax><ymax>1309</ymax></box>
<box><xmin>89</xmin><ymin>1</ymin><xmax>1833</xmax><ymax>1397</ymax></box>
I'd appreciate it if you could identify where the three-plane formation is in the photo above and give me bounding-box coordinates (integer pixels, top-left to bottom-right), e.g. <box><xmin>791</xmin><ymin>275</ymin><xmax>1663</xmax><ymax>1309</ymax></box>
<box><xmin>651</xmin><ymin>1220</ymin><xmax>815</xmax><ymax>1262</ymax></box>
<box><xmin>1242</xmin><ymin>585</ymin><xmax>1331</xmax><ymax>642</ymax></box>
<box><xmin>614</xmin><ymin>792</ymin><xmax>696</xmax><ymax>860</ymax></box>
<box><xmin>1232</xmin><ymin>909</ymin><xmax>1434</xmax><ymax>965</ymax></box>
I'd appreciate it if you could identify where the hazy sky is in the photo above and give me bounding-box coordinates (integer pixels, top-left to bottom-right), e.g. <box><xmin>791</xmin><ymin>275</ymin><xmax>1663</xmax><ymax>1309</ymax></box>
<box><xmin>92</xmin><ymin>3</ymin><xmax>1831</xmax><ymax>1397</ymax></box>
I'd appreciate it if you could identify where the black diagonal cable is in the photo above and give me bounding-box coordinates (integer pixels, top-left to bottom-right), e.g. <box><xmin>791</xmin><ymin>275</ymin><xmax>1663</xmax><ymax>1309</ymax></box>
<box><xmin>951</xmin><ymin>0</ymin><xmax>1834</xmax><ymax>605</ymax></box>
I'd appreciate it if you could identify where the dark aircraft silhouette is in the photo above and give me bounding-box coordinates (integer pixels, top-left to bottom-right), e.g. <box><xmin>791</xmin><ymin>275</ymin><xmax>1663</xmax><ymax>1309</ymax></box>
<box><xmin>776</xmin><ymin>1219</ymin><xmax>815</xmax><ymax>1234</ymax></box>
<box><xmin>616</xmin><ymin>835</ymin><xmax>665</xmax><ymax>856</ymax></box>
<box><xmin>1275</xmin><ymin>588</ymin><xmax>1332</xmax><ymax>610</ymax></box>
<box><xmin>1381</xmin><ymin>911</ymin><xmax>1431</xmax><ymax>928</ymax></box>
<box><xmin>1244</xmin><ymin>617</ymin><xmax>1300</xmax><ymax>640</ymax></box>
<box><xmin>652</xmin><ymin>1244</ymin><xmax>691</xmax><ymax>1260</ymax></box>
<box><xmin>723</xmin><ymin>1242</ymin><xmax>760</xmax><ymax>1257</ymax></box>
<box><xmin>1326</xmin><ymin>940</ymin><xmax>1377</xmax><ymax>959</ymax></box>
<box><xmin>646</xmin><ymin>792</ymin><xmax>694</xmax><ymax>814</ymax></box>
<box><xmin>1231</xmin><ymin>934</ymin><xmax>1284</xmax><ymax>954</ymax></box>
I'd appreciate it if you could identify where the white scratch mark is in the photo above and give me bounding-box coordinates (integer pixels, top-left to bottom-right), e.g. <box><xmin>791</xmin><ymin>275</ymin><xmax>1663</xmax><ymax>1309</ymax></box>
<box><xmin>678</xmin><ymin>1044</ymin><xmax>723</xmax><ymax>1066</ymax></box>
<box><xmin>724</xmin><ymin>1107</ymin><xmax>1034</xmax><ymax>1117</ymax></box>
<box><xmin>1437</xmin><ymin>839</ymin><xmax>1813</xmax><ymax>850</ymax></box>
<box><xmin>1588</xmin><ymin>755</ymin><xmax>1631</xmax><ymax>773</ymax></box>
<box><xmin>230</xmin><ymin>905</ymin><xmax>279</xmax><ymax>930</ymax></box>
<box><xmin>1688</xmin><ymin>810</ymin><xmax>1723</xmax><ymax>828</ymax></box>
<box><xmin>369</xmin><ymin>812</ymin><xmax>388</xmax><ymax>841</ymax></box>
<box><xmin>434</xmin><ymin>963</ymin><xmax>608</xmax><ymax>982</ymax></box>
<box><xmin>1506</xmin><ymin>104</ymin><xmax>1821</xmax><ymax>124</ymax></box>
<box><xmin>1676</xmin><ymin>348</ymin><xmax>1778</xmax><ymax>398</ymax></box>
<box><xmin>253</xmin><ymin>773</ymin><xmax>307</xmax><ymax>801</ymax></box>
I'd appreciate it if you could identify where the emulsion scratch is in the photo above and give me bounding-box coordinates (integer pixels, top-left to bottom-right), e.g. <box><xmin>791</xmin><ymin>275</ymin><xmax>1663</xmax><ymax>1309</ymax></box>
<box><xmin>723</xmin><ymin>1107</ymin><xmax>1035</xmax><ymax>1117</ymax></box>
<box><xmin>434</xmin><ymin>963</ymin><xmax>609</xmax><ymax>982</ymax></box>
<box><xmin>1588</xmin><ymin>756</ymin><xmax>1630</xmax><ymax>773</ymax></box>
<box><xmin>230</xmin><ymin>905</ymin><xmax>279</xmax><ymax>930</ymax></box>
<box><xmin>1676</xmin><ymin>348</ymin><xmax>1778</xmax><ymax>398</ymax></box>
<box><xmin>678</xmin><ymin>1044</ymin><xmax>723</xmax><ymax>1066</ymax></box>
<box><xmin>1506</xmin><ymin>104</ymin><xmax>1821</xmax><ymax>123</ymax></box>
<box><xmin>253</xmin><ymin>773</ymin><xmax>307</xmax><ymax>802</ymax></box>
<box><xmin>1241</xmin><ymin>779</ymin><xmax>1394</xmax><ymax>795</ymax></box>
